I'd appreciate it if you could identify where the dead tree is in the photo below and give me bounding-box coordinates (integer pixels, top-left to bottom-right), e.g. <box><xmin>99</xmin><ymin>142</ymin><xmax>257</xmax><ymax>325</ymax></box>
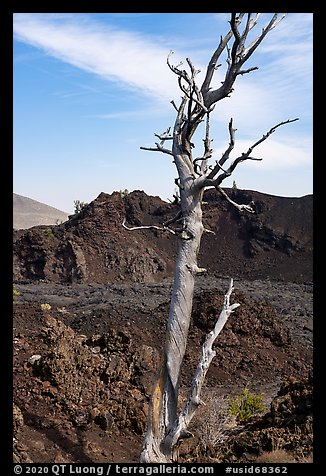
<box><xmin>124</xmin><ymin>13</ymin><xmax>298</xmax><ymax>463</ymax></box>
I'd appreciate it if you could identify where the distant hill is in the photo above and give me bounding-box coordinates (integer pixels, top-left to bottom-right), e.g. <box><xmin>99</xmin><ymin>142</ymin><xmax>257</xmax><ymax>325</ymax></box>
<box><xmin>13</xmin><ymin>189</ymin><xmax>313</xmax><ymax>284</ymax></box>
<box><xmin>13</xmin><ymin>193</ymin><xmax>69</xmax><ymax>230</ymax></box>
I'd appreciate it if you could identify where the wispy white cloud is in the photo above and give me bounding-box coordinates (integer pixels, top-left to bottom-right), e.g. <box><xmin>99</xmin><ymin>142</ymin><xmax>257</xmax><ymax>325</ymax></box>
<box><xmin>259</xmin><ymin>13</ymin><xmax>313</xmax><ymax>53</ymax></box>
<box><xmin>13</xmin><ymin>13</ymin><xmax>312</xmax><ymax>123</ymax></box>
<box><xmin>13</xmin><ymin>13</ymin><xmax>312</xmax><ymax>179</ymax></box>
<box><xmin>257</xmin><ymin>13</ymin><xmax>313</xmax><ymax>94</ymax></box>
<box><xmin>213</xmin><ymin>136</ymin><xmax>312</xmax><ymax>172</ymax></box>
<box><xmin>13</xmin><ymin>13</ymin><xmax>180</xmax><ymax>102</ymax></box>
<box><xmin>85</xmin><ymin>109</ymin><xmax>151</xmax><ymax>120</ymax></box>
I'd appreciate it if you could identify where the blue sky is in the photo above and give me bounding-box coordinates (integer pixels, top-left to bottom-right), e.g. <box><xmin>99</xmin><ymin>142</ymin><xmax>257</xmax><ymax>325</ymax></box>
<box><xmin>13</xmin><ymin>13</ymin><xmax>313</xmax><ymax>214</ymax></box>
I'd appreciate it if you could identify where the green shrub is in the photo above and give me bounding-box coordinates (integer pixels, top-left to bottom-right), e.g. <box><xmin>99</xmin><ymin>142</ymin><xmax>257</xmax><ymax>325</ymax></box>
<box><xmin>228</xmin><ymin>387</ymin><xmax>265</xmax><ymax>422</ymax></box>
<box><xmin>13</xmin><ymin>284</ymin><xmax>20</xmax><ymax>298</ymax></box>
<box><xmin>40</xmin><ymin>303</ymin><xmax>52</xmax><ymax>312</ymax></box>
<box><xmin>73</xmin><ymin>200</ymin><xmax>88</xmax><ymax>214</ymax></box>
<box><xmin>119</xmin><ymin>189</ymin><xmax>129</xmax><ymax>198</ymax></box>
<box><xmin>43</xmin><ymin>228</ymin><xmax>54</xmax><ymax>238</ymax></box>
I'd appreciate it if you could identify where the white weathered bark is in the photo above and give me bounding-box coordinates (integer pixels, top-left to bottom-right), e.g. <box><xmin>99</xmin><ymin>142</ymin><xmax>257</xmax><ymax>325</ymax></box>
<box><xmin>136</xmin><ymin>13</ymin><xmax>297</xmax><ymax>463</ymax></box>
<box><xmin>140</xmin><ymin>277</ymin><xmax>240</xmax><ymax>462</ymax></box>
<box><xmin>140</xmin><ymin>180</ymin><xmax>204</xmax><ymax>462</ymax></box>
<box><xmin>165</xmin><ymin>279</ymin><xmax>240</xmax><ymax>452</ymax></box>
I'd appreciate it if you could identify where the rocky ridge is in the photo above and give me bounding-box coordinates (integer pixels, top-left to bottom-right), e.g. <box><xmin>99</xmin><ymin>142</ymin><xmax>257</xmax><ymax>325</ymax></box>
<box><xmin>13</xmin><ymin>188</ymin><xmax>313</xmax><ymax>285</ymax></box>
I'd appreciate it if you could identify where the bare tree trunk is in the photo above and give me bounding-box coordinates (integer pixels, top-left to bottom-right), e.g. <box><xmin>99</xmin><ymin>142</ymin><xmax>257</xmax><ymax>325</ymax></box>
<box><xmin>141</xmin><ymin>180</ymin><xmax>205</xmax><ymax>462</ymax></box>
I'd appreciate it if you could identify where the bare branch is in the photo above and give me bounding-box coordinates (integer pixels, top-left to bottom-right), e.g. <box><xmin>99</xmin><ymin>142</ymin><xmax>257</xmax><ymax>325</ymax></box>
<box><xmin>193</xmin><ymin>113</ymin><xmax>213</xmax><ymax>175</ymax></box>
<box><xmin>155</xmin><ymin>128</ymin><xmax>173</xmax><ymax>143</ymax></box>
<box><xmin>237</xmin><ymin>66</ymin><xmax>259</xmax><ymax>75</ymax></box>
<box><xmin>170</xmin><ymin>100</ymin><xmax>179</xmax><ymax>113</ymax></box>
<box><xmin>122</xmin><ymin>218</ymin><xmax>176</xmax><ymax>236</ymax></box>
<box><xmin>140</xmin><ymin>144</ymin><xmax>173</xmax><ymax>157</ymax></box>
<box><xmin>165</xmin><ymin>279</ymin><xmax>240</xmax><ymax>449</ymax></box>
<box><xmin>141</xmin><ymin>128</ymin><xmax>173</xmax><ymax>155</ymax></box>
<box><xmin>242</xmin><ymin>14</ymin><xmax>286</xmax><ymax>60</ymax></box>
<box><xmin>205</xmin><ymin>156</ymin><xmax>262</xmax><ymax>188</ymax></box>
<box><xmin>186</xmin><ymin>57</ymin><xmax>201</xmax><ymax>78</ymax></box>
<box><xmin>231</xmin><ymin>117</ymin><xmax>299</xmax><ymax>168</ymax></box>
<box><xmin>201</xmin><ymin>112</ymin><xmax>213</xmax><ymax>172</ymax></box>
<box><xmin>217</xmin><ymin>187</ymin><xmax>255</xmax><ymax>213</ymax></box>
<box><xmin>203</xmin><ymin>14</ymin><xmax>287</xmax><ymax>108</ymax></box>
<box><xmin>168</xmin><ymin>51</ymin><xmax>209</xmax><ymax>135</ymax></box>
<box><xmin>248</xmin><ymin>118</ymin><xmax>299</xmax><ymax>151</ymax></box>
<box><xmin>177</xmin><ymin>74</ymin><xmax>209</xmax><ymax>115</ymax></box>
<box><xmin>174</xmin><ymin>96</ymin><xmax>188</xmax><ymax>133</ymax></box>
<box><xmin>179</xmin><ymin>83</ymin><xmax>208</xmax><ymax>113</ymax></box>
<box><xmin>230</xmin><ymin>13</ymin><xmax>241</xmax><ymax>63</ymax></box>
<box><xmin>172</xmin><ymin>96</ymin><xmax>195</xmax><ymax>174</ymax></box>
<box><xmin>205</xmin><ymin>118</ymin><xmax>236</xmax><ymax>181</ymax></box>
<box><xmin>163</xmin><ymin>210</ymin><xmax>183</xmax><ymax>227</ymax></box>
<box><xmin>204</xmin><ymin>118</ymin><xmax>299</xmax><ymax>187</ymax></box>
<box><xmin>167</xmin><ymin>50</ymin><xmax>191</xmax><ymax>85</ymax></box>
<box><xmin>201</xmin><ymin>14</ymin><xmax>246</xmax><ymax>97</ymax></box>
<box><xmin>237</xmin><ymin>14</ymin><xmax>261</xmax><ymax>58</ymax></box>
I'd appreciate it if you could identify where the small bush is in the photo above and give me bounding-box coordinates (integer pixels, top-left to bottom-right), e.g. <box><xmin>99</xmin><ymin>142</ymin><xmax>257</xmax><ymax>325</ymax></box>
<box><xmin>228</xmin><ymin>387</ymin><xmax>265</xmax><ymax>422</ymax></box>
<box><xmin>74</xmin><ymin>200</ymin><xmax>88</xmax><ymax>214</ymax></box>
<box><xmin>40</xmin><ymin>303</ymin><xmax>52</xmax><ymax>312</ymax></box>
<box><xmin>13</xmin><ymin>284</ymin><xmax>20</xmax><ymax>298</ymax></box>
<box><xmin>43</xmin><ymin>228</ymin><xmax>54</xmax><ymax>238</ymax></box>
<box><xmin>189</xmin><ymin>391</ymin><xmax>238</xmax><ymax>453</ymax></box>
<box><xmin>119</xmin><ymin>189</ymin><xmax>129</xmax><ymax>199</ymax></box>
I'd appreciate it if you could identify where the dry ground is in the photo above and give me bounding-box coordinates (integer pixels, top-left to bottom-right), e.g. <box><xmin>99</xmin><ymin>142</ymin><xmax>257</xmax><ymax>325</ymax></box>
<box><xmin>13</xmin><ymin>276</ymin><xmax>312</xmax><ymax>463</ymax></box>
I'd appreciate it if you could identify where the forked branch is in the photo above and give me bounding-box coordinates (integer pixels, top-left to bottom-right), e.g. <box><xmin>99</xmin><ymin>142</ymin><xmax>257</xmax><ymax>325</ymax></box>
<box><xmin>204</xmin><ymin>14</ymin><xmax>287</xmax><ymax>108</ymax></box>
<box><xmin>203</xmin><ymin>118</ymin><xmax>299</xmax><ymax>187</ymax></box>
<box><xmin>164</xmin><ymin>279</ymin><xmax>240</xmax><ymax>450</ymax></box>
<box><xmin>204</xmin><ymin>118</ymin><xmax>236</xmax><ymax>181</ymax></box>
